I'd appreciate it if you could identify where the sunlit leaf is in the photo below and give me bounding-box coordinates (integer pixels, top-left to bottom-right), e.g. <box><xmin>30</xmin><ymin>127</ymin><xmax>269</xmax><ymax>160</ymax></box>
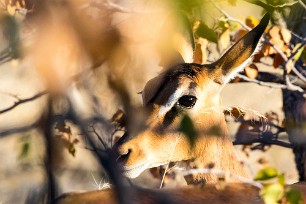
<box><xmin>292</xmin><ymin>43</ymin><xmax>305</xmax><ymax>61</ymax></box>
<box><xmin>245</xmin><ymin>16</ymin><xmax>259</xmax><ymax>28</ymax></box>
<box><xmin>261</xmin><ymin>183</ymin><xmax>284</xmax><ymax>204</ymax></box>
<box><xmin>254</xmin><ymin>167</ymin><xmax>278</xmax><ymax>181</ymax></box>
<box><xmin>179</xmin><ymin>114</ymin><xmax>197</xmax><ymax>148</ymax></box>
<box><xmin>195</xmin><ymin>21</ymin><xmax>217</xmax><ymax>43</ymax></box>
<box><xmin>245</xmin><ymin>64</ymin><xmax>259</xmax><ymax>79</ymax></box>
<box><xmin>273</xmin><ymin>53</ymin><xmax>284</xmax><ymax>68</ymax></box>
<box><xmin>177</xmin><ymin>11</ymin><xmax>195</xmax><ymax>50</ymax></box>
<box><xmin>286</xmin><ymin>188</ymin><xmax>303</xmax><ymax>204</ymax></box>
<box><xmin>218</xmin><ymin>29</ymin><xmax>230</xmax><ymax>52</ymax></box>
<box><xmin>2</xmin><ymin>14</ymin><xmax>20</xmax><ymax>59</ymax></box>
<box><xmin>228</xmin><ymin>0</ymin><xmax>237</xmax><ymax>6</ymax></box>
<box><xmin>280</xmin><ymin>27</ymin><xmax>291</xmax><ymax>44</ymax></box>
<box><xmin>278</xmin><ymin>173</ymin><xmax>285</xmax><ymax>186</ymax></box>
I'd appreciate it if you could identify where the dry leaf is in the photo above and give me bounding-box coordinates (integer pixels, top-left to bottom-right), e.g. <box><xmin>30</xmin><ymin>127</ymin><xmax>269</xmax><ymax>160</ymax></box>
<box><xmin>193</xmin><ymin>42</ymin><xmax>203</xmax><ymax>64</ymax></box>
<box><xmin>280</xmin><ymin>27</ymin><xmax>291</xmax><ymax>44</ymax></box>
<box><xmin>193</xmin><ymin>38</ymin><xmax>208</xmax><ymax>64</ymax></box>
<box><xmin>218</xmin><ymin>29</ymin><xmax>230</xmax><ymax>52</ymax></box>
<box><xmin>245</xmin><ymin>64</ymin><xmax>258</xmax><ymax>79</ymax></box>
<box><xmin>262</xmin><ymin>45</ymin><xmax>276</xmax><ymax>56</ymax></box>
<box><xmin>224</xmin><ymin>107</ymin><xmax>246</xmax><ymax>119</ymax></box>
<box><xmin>233</xmin><ymin>29</ymin><xmax>248</xmax><ymax>42</ymax></box>
<box><xmin>245</xmin><ymin>16</ymin><xmax>259</xmax><ymax>29</ymax></box>
<box><xmin>273</xmin><ymin>53</ymin><xmax>284</xmax><ymax>68</ymax></box>
<box><xmin>253</xmin><ymin>52</ymin><xmax>264</xmax><ymax>62</ymax></box>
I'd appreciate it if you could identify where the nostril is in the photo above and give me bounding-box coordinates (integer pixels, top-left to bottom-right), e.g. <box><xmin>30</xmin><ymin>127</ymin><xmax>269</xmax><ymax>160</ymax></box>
<box><xmin>116</xmin><ymin>149</ymin><xmax>131</xmax><ymax>165</ymax></box>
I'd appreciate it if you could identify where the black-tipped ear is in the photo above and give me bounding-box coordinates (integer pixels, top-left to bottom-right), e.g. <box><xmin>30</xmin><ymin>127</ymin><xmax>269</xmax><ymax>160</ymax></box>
<box><xmin>212</xmin><ymin>13</ymin><xmax>270</xmax><ymax>84</ymax></box>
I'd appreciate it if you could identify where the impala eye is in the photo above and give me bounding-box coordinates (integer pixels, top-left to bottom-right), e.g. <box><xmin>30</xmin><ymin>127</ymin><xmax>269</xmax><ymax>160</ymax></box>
<box><xmin>178</xmin><ymin>95</ymin><xmax>197</xmax><ymax>108</ymax></box>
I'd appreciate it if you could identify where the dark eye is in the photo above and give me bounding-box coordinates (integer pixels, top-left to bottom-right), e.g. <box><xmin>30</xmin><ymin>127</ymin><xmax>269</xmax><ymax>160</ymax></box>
<box><xmin>178</xmin><ymin>95</ymin><xmax>197</xmax><ymax>108</ymax></box>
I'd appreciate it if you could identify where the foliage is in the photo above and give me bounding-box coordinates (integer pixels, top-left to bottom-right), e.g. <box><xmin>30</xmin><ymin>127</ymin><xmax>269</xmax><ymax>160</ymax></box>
<box><xmin>255</xmin><ymin>167</ymin><xmax>303</xmax><ymax>204</ymax></box>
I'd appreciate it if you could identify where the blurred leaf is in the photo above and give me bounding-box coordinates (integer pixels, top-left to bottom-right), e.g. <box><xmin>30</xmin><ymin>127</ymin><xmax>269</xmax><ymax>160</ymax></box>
<box><xmin>245</xmin><ymin>64</ymin><xmax>259</xmax><ymax>79</ymax></box>
<box><xmin>217</xmin><ymin>19</ymin><xmax>230</xmax><ymax>32</ymax></box>
<box><xmin>253</xmin><ymin>52</ymin><xmax>264</xmax><ymax>62</ymax></box>
<box><xmin>193</xmin><ymin>42</ymin><xmax>203</xmax><ymax>64</ymax></box>
<box><xmin>254</xmin><ymin>167</ymin><xmax>278</xmax><ymax>181</ymax></box>
<box><xmin>245</xmin><ymin>16</ymin><xmax>259</xmax><ymax>28</ymax></box>
<box><xmin>178</xmin><ymin>11</ymin><xmax>195</xmax><ymax>50</ymax></box>
<box><xmin>233</xmin><ymin>29</ymin><xmax>248</xmax><ymax>42</ymax></box>
<box><xmin>218</xmin><ymin>29</ymin><xmax>230</xmax><ymax>52</ymax></box>
<box><xmin>228</xmin><ymin>0</ymin><xmax>237</xmax><ymax>6</ymax></box>
<box><xmin>261</xmin><ymin>183</ymin><xmax>284</xmax><ymax>204</ymax></box>
<box><xmin>286</xmin><ymin>188</ymin><xmax>303</xmax><ymax>204</ymax></box>
<box><xmin>68</xmin><ymin>144</ymin><xmax>76</xmax><ymax>157</ymax></box>
<box><xmin>2</xmin><ymin>14</ymin><xmax>20</xmax><ymax>59</ymax></box>
<box><xmin>19</xmin><ymin>142</ymin><xmax>30</xmax><ymax>159</ymax></box>
<box><xmin>224</xmin><ymin>107</ymin><xmax>246</xmax><ymax>119</ymax></box>
<box><xmin>292</xmin><ymin>43</ymin><xmax>305</xmax><ymax>61</ymax></box>
<box><xmin>278</xmin><ymin>173</ymin><xmax>285</xmax><ymax>186</ymax></box>
<box><xmin>273</xmin><ymin>53</ymin><xmax>284</xmax><ymax>68</ymax></box>
<box><xmin>195</xmin><ymin>21</ymin><xmax>217</xmax><ymax>43</ymax></box>
<box><xmin>179</xmin><ymin>114</ymin><xmax>197</xmax><ymax>148</ymax></box>
<box><xmin>280</xmin><ymin>27</ymin><xmax>291</xmax><ymax>44</ymax></box>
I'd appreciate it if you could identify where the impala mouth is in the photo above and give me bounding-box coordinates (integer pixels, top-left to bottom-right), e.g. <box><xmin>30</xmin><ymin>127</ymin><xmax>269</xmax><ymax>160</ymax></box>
<box><xmin>121</xmin><ymin>162</ymin><xmax>150</xmax><ymax>178</ymax></box>
<box><xmin>120</xmin><ymin>161</ymin><xmax>170</xmax><ymax>178</ymax></box>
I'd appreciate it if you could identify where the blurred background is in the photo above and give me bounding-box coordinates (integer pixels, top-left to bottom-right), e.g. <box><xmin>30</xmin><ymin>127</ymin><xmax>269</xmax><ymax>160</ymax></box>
<box><xmin>0</xmin><ymin>0</ymin><xmax>305</xmax><ymax>203</ymax></box>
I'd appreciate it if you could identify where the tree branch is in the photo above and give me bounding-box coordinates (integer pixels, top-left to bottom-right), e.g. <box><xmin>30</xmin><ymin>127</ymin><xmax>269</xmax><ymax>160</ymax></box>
<box><xmin>298</xmin><ymin>0</ymin><xmax>306</xmax><ymax>10</ymax></box>
<box><xmin>0</xmin><ymin>120</ymin><xmax>39</xmax><ymax>137</ymax></box>
<box><xmin>0</xmin><ymin>91</ymin><xmax>48</xmax><ymax>114</ymax></box>
<box><xmin>236</xmin><ymin>74</ymin><xmax>305</xmax><ymax>92</ymax></box>
<box><xmin>233</xmin><ymin>138</ymin><xmax>292</xmax><ymax>148</ymax></box>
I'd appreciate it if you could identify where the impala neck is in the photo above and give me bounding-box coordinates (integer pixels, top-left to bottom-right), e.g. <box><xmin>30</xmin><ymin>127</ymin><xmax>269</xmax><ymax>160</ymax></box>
<box><xmin>184</xmin><ymin>111</ymin><xmax>249</xmax><ymax>185</ymax></box>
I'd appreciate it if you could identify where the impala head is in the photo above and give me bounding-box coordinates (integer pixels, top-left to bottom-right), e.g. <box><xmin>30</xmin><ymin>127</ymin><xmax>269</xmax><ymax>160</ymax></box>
<box><xmin>115</xmin><ymin>14</ymin><xmax>270</xmax><ymax>179</ymax></box>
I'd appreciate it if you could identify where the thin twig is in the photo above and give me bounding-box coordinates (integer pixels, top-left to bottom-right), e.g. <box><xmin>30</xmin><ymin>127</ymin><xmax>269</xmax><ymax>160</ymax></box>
<box><xmin>298</xmin><ymin>0</ymin><xmax>306</xmax><ymax>10</ymax></box>
<box><xmin>236</xmin><ymin>74</ymin><xmax>305</xmax><ymax>92</ymax></box>
<box><xmin>160</xmin><ymin>136</ymin><xmax>178</xmax><ymax>188</ymax></box>
<box><xmin>233</xmin><ymin>138</ymin><xmax>292</xmax><ymax>148</ymax></box>
<box><xmin>0</xmin><ymin>120</ymin><xmax>39</xmax><ymax>137</ymax></box>
<box><xmin>0</xmin><ymin>91</ymin><xmax>48</xmax><ymax>114</ymax></box>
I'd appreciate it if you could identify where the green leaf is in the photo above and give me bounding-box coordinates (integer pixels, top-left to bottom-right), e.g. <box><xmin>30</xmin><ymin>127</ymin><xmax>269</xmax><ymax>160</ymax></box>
<box><xmin>254</xmin><ymin>167</ymin><xmax>278</xmax><ymax>181</ymax></box>
<box><xmin>228</xmin><ymin>0</ymin><xmax>237</xmax><ymax>6</ymax></box>
<box><xmin>19</xmin><ymin>142</ymin><xmax>30</xmax><ymax>159</ymax></box>
<box><xmin>179</xmin><ymin>114</ymin><xmax>197</xmax><ymax>148</ymax></box>
<box><xmin>278</xmin><ymin>173</ymin><xmax>285</xmax><ymax>186</ymax></box>
<box><xmin>261</xmin><ymin>183</ymin><xmax>284</xmax><ymax>204</ymax></box>
<box><xmin>195</xmin><ymin>21</ymin><xmax>218</xmax><ymax>43</ymax></box>
<box><xmin>286</xmin><ymin>188</ymin><xmax>303</xmax><ymax>204</ymax></box>
<box><xmin>292</xmin><ymin>43</ymin><xmax>305</xmax><ymax>61</ymax></box>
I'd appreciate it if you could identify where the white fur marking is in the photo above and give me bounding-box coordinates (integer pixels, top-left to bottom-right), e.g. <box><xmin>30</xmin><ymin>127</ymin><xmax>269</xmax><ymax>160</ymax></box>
<box><xmin>158</xmin><ymin>87</ymin><xmax>185</xmax><ymax>117</ymax></box>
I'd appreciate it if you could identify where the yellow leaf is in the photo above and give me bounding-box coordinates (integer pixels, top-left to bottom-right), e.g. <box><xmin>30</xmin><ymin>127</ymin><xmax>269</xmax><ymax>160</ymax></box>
<box><xmin>218</xmin><ymin>29</ymin><xmax>230</xmax><ymax>52</ymax></box>
<box><xmin>245</xmin><ymin>64</ymin><xmax>258</xmax><ymax>79</ymax></box>
<box><xmin>245</xmin><ymin>16</ymin><xmax>259</xmax><ymax>29</ymax></box>
<box><xmin>280</xmin><ymin>27</ymin><xmax>291</xmax><ymax>44</ymax></box>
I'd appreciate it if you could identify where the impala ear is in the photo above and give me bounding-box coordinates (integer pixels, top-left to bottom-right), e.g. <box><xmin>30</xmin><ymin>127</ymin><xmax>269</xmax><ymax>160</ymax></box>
<box><xmin>212</xmin><ymin>13</ymin><xmax>270</xmax><ymax>84</ymax></box>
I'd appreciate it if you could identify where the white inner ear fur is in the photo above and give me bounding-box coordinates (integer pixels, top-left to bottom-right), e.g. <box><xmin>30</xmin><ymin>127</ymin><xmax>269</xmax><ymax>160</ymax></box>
<box><xmin>222</xmin><ymin>37</ymin><xmax>264</xmax><ymax>84</ymax></box>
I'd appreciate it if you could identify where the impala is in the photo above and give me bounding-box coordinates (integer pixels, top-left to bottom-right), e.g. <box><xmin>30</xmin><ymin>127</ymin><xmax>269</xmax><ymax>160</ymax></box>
<box><xmin>114</xmin><ymin>14</ymin><xmax>270</xmax><ymax>184</ymax></box>
<box><xmin>55</xmin><ymin>14</ymin><xmax>305</xmax><ymax>203</ymax></box>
